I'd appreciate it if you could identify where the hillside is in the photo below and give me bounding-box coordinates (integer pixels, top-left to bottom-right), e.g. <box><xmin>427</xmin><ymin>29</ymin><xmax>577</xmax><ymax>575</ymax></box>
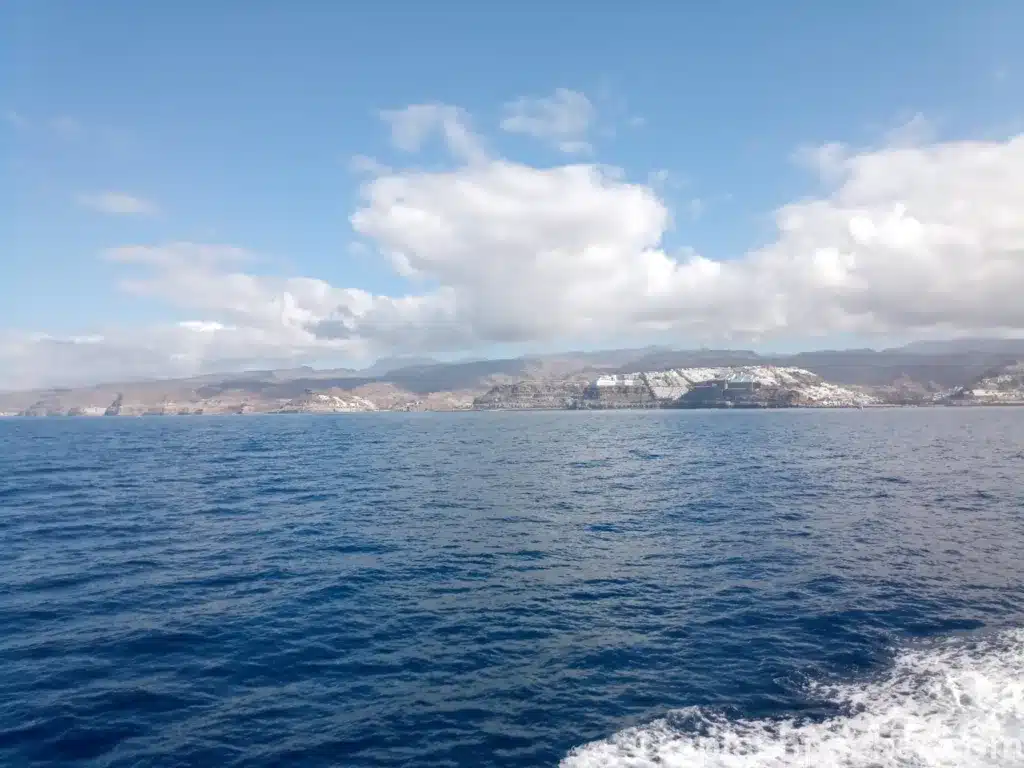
<box><xmin>948</xmin><ymin>362</ymin><xmax>1024</xmax><ymax>404</ymax></box>
<box><xmin>2</xmin><ymin>339</ymin><xmax>1023</xmax><ymax>415</ymax></box>
<box><xmin>474</xmin><ymin>366</ymin><xmax>877</xmax><ymax>410</ymax></box>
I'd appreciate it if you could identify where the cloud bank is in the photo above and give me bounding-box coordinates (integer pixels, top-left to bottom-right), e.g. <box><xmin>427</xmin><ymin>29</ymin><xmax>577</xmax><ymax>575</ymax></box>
<box><xmin>6</xmin><ymin>98</ymin><xmax>1024</xmax><ymax>389</ymax></box>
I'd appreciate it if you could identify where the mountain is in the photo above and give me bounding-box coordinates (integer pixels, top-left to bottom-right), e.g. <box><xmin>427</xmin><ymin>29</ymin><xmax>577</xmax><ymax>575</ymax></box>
<box><xmin>894</xmin><ymin>338</ymin><xmax>1024</xmax><ymax>355</ymax></box>
<box><xmin>359</xmin><ymin>356</ymin><xmax>441</xmax><ymax>377</ymax></box>
<box><xmin>2</xmin><ymin>339</ymin><xmax>1023</xmax><ymax>415</ymax></box>
<box><xmin>771</xmin><ymin>347</ymin><xmax>1022</xmax><ymax>389</ymax></box>
<box><xmin>611</xmin><ymin>348</ymin><xmax>762</xmax><ymax>373</ymax></box>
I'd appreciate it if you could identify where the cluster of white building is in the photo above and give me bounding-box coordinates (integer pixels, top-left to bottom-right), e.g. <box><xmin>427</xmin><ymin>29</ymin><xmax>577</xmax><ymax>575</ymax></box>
<box><xmin>593</xmin><ymin>365</ymin><xmax>878</xmax><ymax>407</ymax></box>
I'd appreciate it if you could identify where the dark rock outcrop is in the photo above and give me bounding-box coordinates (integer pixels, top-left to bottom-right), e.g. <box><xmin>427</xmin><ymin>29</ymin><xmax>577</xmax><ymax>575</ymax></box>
<box><xmin>575</xmin><ymin>382</ymin><xmax>660</xmax><ymax>409</ymax></box>
<box><xmin>473</xmin><ymin>381</ymin><xmax>588</xmax><ymax>410</ymax></box>
<box><xmin>104</xmin><ymin>393</ymin><xmax>124</xmax><ymax>416</ymax></box>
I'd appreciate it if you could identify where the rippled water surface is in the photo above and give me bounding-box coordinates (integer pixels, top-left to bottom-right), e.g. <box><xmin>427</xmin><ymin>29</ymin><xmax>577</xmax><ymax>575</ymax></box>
<box><xmin>1</xmin><ymin>409</ymin><xmax>1023</xmax><ymax>767</ymax></box>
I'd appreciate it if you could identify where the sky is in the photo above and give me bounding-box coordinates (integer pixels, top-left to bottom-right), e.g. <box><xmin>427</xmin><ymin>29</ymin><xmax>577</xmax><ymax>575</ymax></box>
<box><xmin>3</xmin><ymin>0</ymin><xmax>1024</xmax><ymax>389</ymax></box>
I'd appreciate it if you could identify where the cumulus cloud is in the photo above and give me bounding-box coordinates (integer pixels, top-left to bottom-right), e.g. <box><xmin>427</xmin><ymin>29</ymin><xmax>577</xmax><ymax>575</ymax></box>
<box><xmin>501</xmin><ymin>88</ymin><xmax>595</xmax><ymax>153</ymax></box>
<box><xmin>103</xmin><ymin>242</ymin><xmax>376</xmax><ymax>344</ymax></box>
<box><xmin>0</xmin><ymin>241</ymin><xmax>448</xmax><ymax>387</ymax></box>
<box><xmin>78</xmin><ymin>192</ymin><xmax>160</xmax><ymax>216</ymax></box>
<box><xmin>5</xmin><ymin>102</ymin><xmax>1024</xmax><ymax>390</ymax></box>
<box><xmin>347</xmin><ymin>132</ymin><xmax>1024</xmax><ymax>345</ymax></box>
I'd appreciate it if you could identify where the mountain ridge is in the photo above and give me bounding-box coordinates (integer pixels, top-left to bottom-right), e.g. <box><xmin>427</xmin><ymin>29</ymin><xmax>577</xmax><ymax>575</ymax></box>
<box><xmin>2</xmin><ymin>339</ymin><xmax>1023</xmax><ymax>415</ymax></box>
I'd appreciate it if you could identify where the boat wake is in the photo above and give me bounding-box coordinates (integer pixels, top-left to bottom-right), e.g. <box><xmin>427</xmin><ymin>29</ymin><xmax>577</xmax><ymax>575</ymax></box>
<box><xmin>562</xmin><ymin>628</ymin><xmax>1024</xmax><ymax>767</ymax></box>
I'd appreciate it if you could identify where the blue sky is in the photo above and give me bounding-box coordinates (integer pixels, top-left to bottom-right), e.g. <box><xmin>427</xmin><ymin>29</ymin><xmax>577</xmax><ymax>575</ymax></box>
<box><xmin>3</xmin><ymin>1</ymin><xmax>1024</xmax><ymax>387</ymax></box>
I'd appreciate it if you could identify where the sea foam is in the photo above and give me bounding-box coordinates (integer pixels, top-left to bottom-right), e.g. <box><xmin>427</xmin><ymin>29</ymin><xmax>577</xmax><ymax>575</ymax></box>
<box><xmin>562</xmin><ymin>628</ymin><xmax>1024</xmax><ymax>767</ymax></box>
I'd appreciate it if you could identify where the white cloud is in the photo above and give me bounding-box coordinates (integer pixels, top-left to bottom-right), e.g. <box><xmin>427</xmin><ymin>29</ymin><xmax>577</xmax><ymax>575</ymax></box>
<box><xmin>103</xmin><ymin>242</ymin><xmax>375</xmax><ymax>340</ymax></box>
<box><xmin>501</xmin><ymin>88</ymin><xmax>595</xmax><ymax>154</ymax></box>
<box><xmin>78</xmin><ymin>192</ymin><xmax>160</xmax><ymax>216</ymax></box>
<box><xmin>178</xmin><ymin>320</ymin><xmax>234</xmax><ymax>333</ymax></box>
<box><xmin>380</xmin><ymin>103</ymin><xmax>485</xmax><ymax>163</ymax></box>
<box><xmin>6</xmin><ymin>102</ymin><xmax>1024</xmax><ymax>390</ymax></box>
<box><xmin>348</xmin><ymin>131</ymin><xmax>1024</xmax><ymax>344</ymax></box>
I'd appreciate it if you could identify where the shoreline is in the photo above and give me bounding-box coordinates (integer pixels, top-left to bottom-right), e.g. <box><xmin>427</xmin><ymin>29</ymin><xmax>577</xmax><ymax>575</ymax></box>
<box><xmin>4</xmin><ymin>401</ymin><xmax>1024</xmax><ymax>418</ymax></box>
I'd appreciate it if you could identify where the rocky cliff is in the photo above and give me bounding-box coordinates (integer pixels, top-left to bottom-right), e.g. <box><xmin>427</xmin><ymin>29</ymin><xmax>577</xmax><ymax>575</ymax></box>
<box><xmin>576</xmin><ymin>380</ymin><xmax>662</xmax><ymax>409</ymax></box>
<box><xmin>475</xmin><ymin>366</ymin><xmax>877</xmax><ymax>410</ymax></box>
<box><xmin>592</xmin><ymin>366</ymin><xmax>877</xmax><ymax>408</ymax></box>
<box><xmin>274</xmin><ymin>390</ymin><xmax>378</xmax><ymax>413</ymax></box>
<box><xmin>473</xmin><ymin>381</ymin><xmax>588</xmax><ymax>410</ymax></box>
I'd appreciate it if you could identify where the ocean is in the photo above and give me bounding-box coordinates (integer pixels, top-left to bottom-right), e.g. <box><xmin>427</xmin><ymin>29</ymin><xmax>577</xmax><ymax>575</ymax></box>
<box><xmin>1</xmin><ymin>408</ymin><xmax>1022</xmax><ymax>767</ymax></box>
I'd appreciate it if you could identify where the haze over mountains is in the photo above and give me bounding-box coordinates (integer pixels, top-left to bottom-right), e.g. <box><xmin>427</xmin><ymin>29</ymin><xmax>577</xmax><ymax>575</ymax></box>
<box><xmin>3</xmin><ymin>338</ymin><xmax>1024</xmax><ymax>416</ymax></box>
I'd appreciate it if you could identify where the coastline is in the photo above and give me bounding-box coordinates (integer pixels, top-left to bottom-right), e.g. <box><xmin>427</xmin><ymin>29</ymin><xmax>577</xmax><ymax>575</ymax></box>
<box><xmin>5</xmin><ymin>400</ymin><xmax>1024</xmax><ymax>418</ymax></box>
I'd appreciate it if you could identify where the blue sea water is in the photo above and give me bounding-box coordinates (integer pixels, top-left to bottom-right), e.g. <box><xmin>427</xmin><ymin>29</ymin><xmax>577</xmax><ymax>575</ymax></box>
<box><xmin>1</xmin><ymin>408</ymin><xmax>1022</xmax><ymax>767</ymax></box>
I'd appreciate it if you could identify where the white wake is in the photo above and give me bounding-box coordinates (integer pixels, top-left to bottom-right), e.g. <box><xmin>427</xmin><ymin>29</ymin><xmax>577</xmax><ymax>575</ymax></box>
<box><xmin>562</xmin><ymin>628</ymin><xmax>1024</xmax><ymax>767</ymax></box>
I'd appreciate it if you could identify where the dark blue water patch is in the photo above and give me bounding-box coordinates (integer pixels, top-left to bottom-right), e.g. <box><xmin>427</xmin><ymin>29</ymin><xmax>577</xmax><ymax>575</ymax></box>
<box><xmin>0</xmin><ymin>409</ymin><xmax>1023</xmax><ymax>767</ymax></box>
<box><xmin>878</xmin><ymin>475</ymin><xmax>912</xmax><ymax>485</ymax></box>
<box><xmin>628</xmin><ymin>449</ymin><xmax>663</xmax><ymax>460</ymax></box>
